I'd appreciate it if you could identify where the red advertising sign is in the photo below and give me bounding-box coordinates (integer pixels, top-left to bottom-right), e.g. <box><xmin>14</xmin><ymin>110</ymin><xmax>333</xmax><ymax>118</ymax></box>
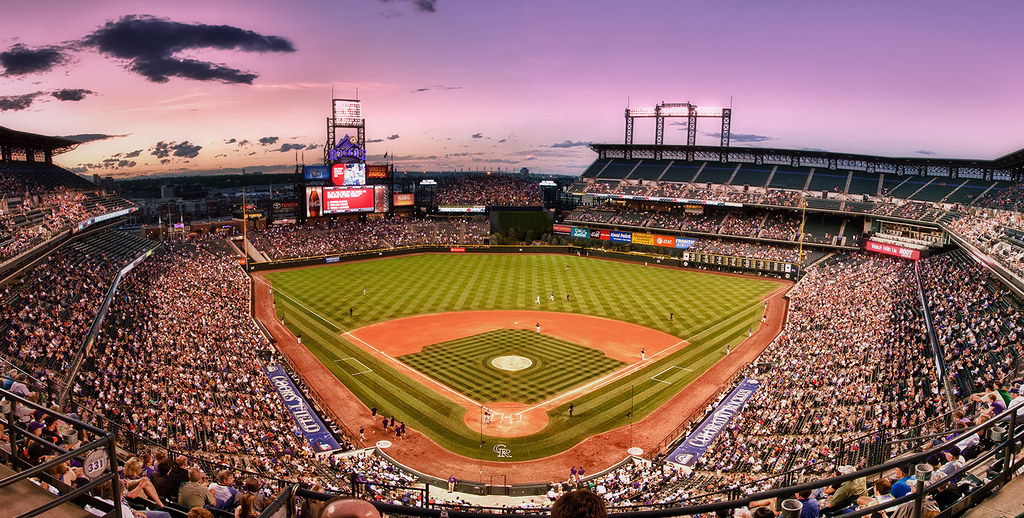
<box><xmin>599</xmin><ymin>230</ymin><xmax>611</xmax><ymax>240</ymax></box>
<box><xmin>553</xmin><ymin>224</ymin><xmax>571</xmax><ymax>235</ymax></box>
<box><xmin>450</xmin><ymin>247</ymin><xmax>465</xmax><ymax>253</ymax></box>
<box><xmin>652</xmin><ymin>235</ymin><xmax>676</xmax><ymax>247</ymax></box>
<box><xmin>866</xmin><ymin>240</ymin><xmax>921</xmax><ymax>260</ymax></box>
<box><xmin>322</xmin><ymin>186</ymin><xmax>374</xmax><ymax>213</ymax></box>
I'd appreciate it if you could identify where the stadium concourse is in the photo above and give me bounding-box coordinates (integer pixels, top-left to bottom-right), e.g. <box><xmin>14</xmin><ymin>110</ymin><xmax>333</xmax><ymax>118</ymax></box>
<box><xmin>2</xmin><ymin>155</ymin><xmax>1024</xmax><ymax>518</ymax></box>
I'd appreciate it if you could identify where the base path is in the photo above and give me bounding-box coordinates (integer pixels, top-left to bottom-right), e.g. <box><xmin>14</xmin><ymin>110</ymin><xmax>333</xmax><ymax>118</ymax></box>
<box><xmin>253</xmin><ymin>270</ymin><xmax>791</xmax><ymax>484</ymax></box>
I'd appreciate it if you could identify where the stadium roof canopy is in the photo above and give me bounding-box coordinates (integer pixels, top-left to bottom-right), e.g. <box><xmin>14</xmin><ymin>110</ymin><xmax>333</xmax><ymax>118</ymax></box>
<box><xmin>591</xmin><ymin>143</ymin><xmax>1024</xmax><ymax>182</ymax></box>
<box><xmin>0</xmin><ymin>126</ymin><xmax>79</xmax><ymax>157</ymax></box>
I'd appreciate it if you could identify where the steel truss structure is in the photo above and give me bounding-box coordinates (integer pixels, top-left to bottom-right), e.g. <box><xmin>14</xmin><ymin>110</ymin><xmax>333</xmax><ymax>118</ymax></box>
<box><xmin>624</xmin><ymin>102</ymin><xmax>731</xmax><ymax>161</ymax></box>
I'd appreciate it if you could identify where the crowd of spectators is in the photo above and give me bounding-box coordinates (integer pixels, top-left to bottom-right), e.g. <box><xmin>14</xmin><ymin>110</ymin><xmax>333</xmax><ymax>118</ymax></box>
<box><xmin>0</xmin><ymin>187</ymin><xmax>131</xmax><ymax>262</ymax></box>
<box><xmin>435</xmin><ymin>175</ymin><xmax>542</xmax><ymax>206</ymax></box>
<box><xmin>567</xmin><ymin>207</ymin><xmax>829</xmax><ymax>247</ymax></box>
<box><xmin>249</xmin><ymin>218</ymin><xmax>489</xmax><ymax>260</ymax></box>
<box><xmin>918</xmin><ymin>251</ymin><xmax>1024</xmax><ymax>398</ymax></box>
<box><xmin>694</xmin><ymin>254</ymin><xmax>946</xmax><ymax>477</ymax></box>
<box><xmin>580</xmin><ymin>180</ymin><xmax>806</xmax><ymax>209</ymax></box>
<box><xmin>687</xmin><ymin>239</ymin><xmax>804</xmax><ymax>263</ymax></box>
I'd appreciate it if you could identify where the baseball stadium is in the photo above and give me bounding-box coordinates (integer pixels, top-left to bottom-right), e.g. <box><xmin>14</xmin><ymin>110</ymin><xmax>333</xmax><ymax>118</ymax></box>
<box><xmin>2</xmin><ymin>90</ymin><xmax>1024</xmax><ymax>518</ymax></box>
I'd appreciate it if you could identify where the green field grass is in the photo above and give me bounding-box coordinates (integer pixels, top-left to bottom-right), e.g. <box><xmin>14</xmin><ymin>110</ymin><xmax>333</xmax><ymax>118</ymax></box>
<box><xmin>266</xmin><ymin>253</ymin><xmax>779</xmax><ymax>461</ymax></box>
<box><xmin>399</xmin><ymin>328</ymin><xmax>626</xmax><ymax>405</ymax></box>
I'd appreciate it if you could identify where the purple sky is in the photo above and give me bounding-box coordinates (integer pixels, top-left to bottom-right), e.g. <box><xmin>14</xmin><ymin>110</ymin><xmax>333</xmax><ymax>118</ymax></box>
<box><xmin>2</xmin><ymin>0</ymin><xmax>1023</xmax><ymax>178</ymax></box>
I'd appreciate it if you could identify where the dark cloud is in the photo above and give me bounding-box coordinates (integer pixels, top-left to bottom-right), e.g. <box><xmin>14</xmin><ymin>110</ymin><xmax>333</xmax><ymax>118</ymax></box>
<box><xmin>80</xmin><ymin>15</ymin><xmax>295</xmax><ymax>84</ymax></box>
<box><xmin>305</xmin><ymin>144</ymin><xmax>317</xmax><ymax>150</ymax></box>
<box><xmin>366</xmin><ymin>138</ymin><xmax>384</xmax><ymax>143</ymax></box>
<box><xmin>58</xmin><ymin>133</ymin><xmax>128</xmax><ymax>143</ymax></box>
<box><xmin>160</xmin><ymin>159</ymin><xmax>171</xmax><ymax>164</ymax></box>
<box><xmin>124</xmin><ymin>149</ymin><xmax>142</xmax><ymax>158</ymax></box>
<box><xmin>259</xmin><ymin>136</ymin><xmax>279</xmax><ymax>146</ymax></box>
<box><xmin>706</xmin><ymin>132</ymin><xmax>772</xmax><ymax>143</ymax></box>
<box><xmin>51</xmin><ymin>88</ymin><xmax>95</xmax><ymax>101</ymax></box>
<box><xmin>498</xmin><ymin>139</ymin><xmax>506</xmax><ymax>143</ymax></box>
<box><xmin>550</xmin><ymin>140</ymin><xmax>592</xmax><ymax>148</ymax></box>
<box><xmin>224</xmin><ymin>138</ymin><xmax>237</xmax><ymax>144</ymax></box>
<box><xmin>379</xmin><ymin>0</ymin><xmax>437</xmax><ymax>13</ymax></box>
<box><xmin>915</xmin><ymin>150</ymin><xmax>936</xmax><ymax>155</ymax></box>
<box><xmin>172</xmin><ymin>141</ymin><xmax>201</xmax><ymax>158</ymax></box>
<box><xmin>238</xmin><ymin>139</ymin><xmax>250</xmax><ymax>147</ymax></box>
<box><xmin>471</xmin><ymin>133</ymin><xmax>483</xmax><ymax>139</ymax></box>
<box><xmin>410</xmin><ymin>84</ymin><xmax>461</xmax><ymax>93</ymax></box>
<box><xmin>151</xmin><ymin>140</ymin><xmax>202</xmax><ymax>159</ymax></box>
<box><xmin>0</xmin><ymin>44</ymin><xmax>69</xmax><ymax>76</ymax></box>
<box><xmin>275</xmin><ymin>143</ymin><xmax>306</xmax><ymax>153</ymax></box>
<box><xmin>386</xmin><ymin>134</ymin><xmax>399</xmax><ymax>140</ymax></box>
<box><xmin>0</xmin><ymin>92</ymin><xmax>46</xmax><ymax>111</ymax></box>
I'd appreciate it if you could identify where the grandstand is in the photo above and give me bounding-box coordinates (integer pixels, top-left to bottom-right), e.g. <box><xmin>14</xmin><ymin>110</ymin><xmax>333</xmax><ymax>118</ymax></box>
<box><xmin>2</xmin><ymin>124</ymin><xmax>1024</xmax><ymax>518</ymax></box>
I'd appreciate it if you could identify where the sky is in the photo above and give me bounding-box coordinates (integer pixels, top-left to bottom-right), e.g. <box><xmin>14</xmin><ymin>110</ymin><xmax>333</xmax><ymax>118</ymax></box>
<box><xmin>1</xmin><ymin>0</ymin><xmax>1024</xmax><ymax>178</ymax></box>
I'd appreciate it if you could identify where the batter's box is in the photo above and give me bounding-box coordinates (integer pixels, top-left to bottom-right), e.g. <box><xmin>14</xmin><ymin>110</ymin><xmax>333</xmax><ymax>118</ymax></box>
<box><xmin>334</xmin><ymin>357</ymin><xmax>373</xmax><ymax>376</ymax></box>
<box><xmin>651</xmin><ymin>365</ymin><xmax>692</xmax><ymax>384</ymax></box>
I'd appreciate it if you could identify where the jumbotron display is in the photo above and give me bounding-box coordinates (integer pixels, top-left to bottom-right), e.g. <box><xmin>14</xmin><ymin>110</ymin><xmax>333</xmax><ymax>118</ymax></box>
<box><xmin>323</xmin><ymin>186</ymin><xmax>375</xmax><ymax>214</ymax></box>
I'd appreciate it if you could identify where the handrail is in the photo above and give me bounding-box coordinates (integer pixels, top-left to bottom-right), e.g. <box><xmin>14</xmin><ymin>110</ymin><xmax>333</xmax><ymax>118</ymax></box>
<box><xmin>0</xmin><ymin>387</ymin><xmax>123</xmax><ymax>518</ymax></box>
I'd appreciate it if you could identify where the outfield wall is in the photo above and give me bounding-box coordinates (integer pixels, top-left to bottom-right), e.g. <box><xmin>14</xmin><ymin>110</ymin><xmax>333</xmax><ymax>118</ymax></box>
<box><xmin>247</xmin><ymin>244</ymin><xmax>798</xmax><ymax>280</ymax></box>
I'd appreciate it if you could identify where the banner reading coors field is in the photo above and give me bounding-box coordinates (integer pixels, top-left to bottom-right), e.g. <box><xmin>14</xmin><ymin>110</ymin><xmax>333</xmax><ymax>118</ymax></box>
<box><xmin>666</xmin><ymin>378</ymin><xmax>760</xmax><ymax>466</ymax></box>
<box><xmin>263</xmin><ymin>364</ymin><xmax>342</xmax><ymax>455</ymax></box>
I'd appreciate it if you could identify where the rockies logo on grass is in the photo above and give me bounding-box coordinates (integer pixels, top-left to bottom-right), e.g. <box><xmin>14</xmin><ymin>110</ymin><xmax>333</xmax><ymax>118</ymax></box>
<box><xmin>493</xmin><ymin>444</ymin><xmax>511</xmax><ymax>458</ymax></box>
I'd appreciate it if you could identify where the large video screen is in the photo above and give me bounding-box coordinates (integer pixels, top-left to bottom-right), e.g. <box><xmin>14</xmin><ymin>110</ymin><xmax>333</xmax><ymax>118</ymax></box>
<box><xmin>332</xmin><ymin>163</ymin><xmax>365</xmax><ymax>186</ymax></box>
<box><xmin>323</xmin><ymin>186</ymin><xmax>374</xmax><ymax>214</ymax></box>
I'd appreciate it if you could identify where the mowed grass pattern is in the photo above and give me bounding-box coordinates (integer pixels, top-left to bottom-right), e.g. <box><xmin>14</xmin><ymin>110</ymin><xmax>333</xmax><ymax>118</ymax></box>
<box><xmin>267</xmin><ymin>254</ymin><xmax>780</xmax><ymax>460</ymax></box>
<box><xmin>399</xmin><ymin>329</ymin><xmax>626</xmax><ymax>404</ymax></box>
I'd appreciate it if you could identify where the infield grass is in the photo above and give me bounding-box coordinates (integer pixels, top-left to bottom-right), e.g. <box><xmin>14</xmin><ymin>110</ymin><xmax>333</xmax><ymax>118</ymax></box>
<box><xmin>399</xmin><ymin>328</ymin><xmax>626</xmax><ymax>405</ymax></box>
<box><xmin>266</xmin><ymin>253</ymin><xmax>779</xmax><ymax>461</ymax></box>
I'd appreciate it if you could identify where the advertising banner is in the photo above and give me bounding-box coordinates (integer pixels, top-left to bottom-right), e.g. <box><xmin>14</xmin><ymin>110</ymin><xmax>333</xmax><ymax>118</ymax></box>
<box><xmin>366</xmin><ymin>164</ymin><xmax>389</xmax><ymax>179</ymax></box>
<box><xmin>632</xmin><ymin>233</ymin><xmax>655</xmax><ymax>246</ymax></box>
<box><xmin>450</xmin><ymin>247</ymin><xmax>466</xmax><ymax>253</ymax></box>
<box><xmin>675</xmin><ymin>238</ymin><xmax>696</xmax><ymax>249</ymax></box>
<box><xmin>610</xmin><ymin>231</ymin><xmax>632</xmax><ymax>243</ymax></box>
<box><xmin>553</xmin><ymin>224</ymin><xmax>571</xmax><ymax>235</ymax></box>
<box><xmin>866</xmin><ymin>240</ymin><xmax>921</xmax><ymax>260</ymax></box>
<box><xmin>263</xmin><ymin>364</ymin><xmax>341</xmax><ymax>454</ymax></box>
<box><xmin>599</xmin><ymin>230</ymin><xmax>611</xmax><ymax>240</ymax></box>
<box><xmin>323</xmin><ymin>186</ymin><xmax>374</xmax><ymax>214</ymax></box>
<box><xmin>589</xmin><ymin>229</ymin><xmax>602</xmax><ymax>239</ymax></box>
<box><xmin>374</xmin><ymin>185</ymin><xmax>389</xmax><ymax>212</ymax></box>
<box><xmin>438</xmin><ymin>205</ymin><xmax>486</xmax><ymax>213</ymax></box>
<box><xmin>652</xmin><ymin>235</ymin><xmax>676</xmax><ymax>247</ymax></box>
<box><xmin>571</xmin><ymin>227</ymin><xmax>591</xmax><ymax>239</ymax></box>
<box><xmin>304</xmin><ymin>165</ymin><xmax>329</xmax><ymax>181</ymax></box>
<box><xmin>666</xmin><ymin>378</ymin><xmax>761</xmax><ymax>466</ymax></box>
<box><xmin>305</xmin><ymin>186</ymin><xmax>323</xmax><ymax>217</ymax></box>
<box><xmin>393</xmin><ymin>193</ymin><xmax>415</xmax><ymax>207</ymax></box>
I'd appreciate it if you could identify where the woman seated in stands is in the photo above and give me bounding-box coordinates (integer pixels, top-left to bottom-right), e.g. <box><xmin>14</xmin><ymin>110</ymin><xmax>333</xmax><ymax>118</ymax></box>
<box><xmin>122</xmin><ymin>456</ymin><xmax>165</xmax><ymax>507</ymax></box>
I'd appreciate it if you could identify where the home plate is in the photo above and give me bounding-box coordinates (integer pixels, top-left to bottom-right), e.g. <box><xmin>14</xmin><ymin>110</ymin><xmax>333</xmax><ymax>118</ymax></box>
<box><xmin>627</xmin><ymin>447</ymin><xmax>644</xmax><ymax>456</ymax></box>
<box><xmin>376</xmin><ymin>440</ymin><xmax>393</xmax><ymax>449</ymax></box>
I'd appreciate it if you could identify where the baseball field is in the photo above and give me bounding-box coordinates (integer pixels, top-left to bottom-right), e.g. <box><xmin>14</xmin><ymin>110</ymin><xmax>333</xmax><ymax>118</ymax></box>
<box><xmin>264</xmin><ymin>253</ymin><xmax>780</xmax><ymax>462</ymax></box>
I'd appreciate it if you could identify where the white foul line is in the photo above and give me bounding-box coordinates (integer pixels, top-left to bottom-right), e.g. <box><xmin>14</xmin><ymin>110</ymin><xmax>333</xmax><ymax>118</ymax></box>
<box><xmin>343</xmin><ymin>331</ymin><xmax>486</xmax><ymax>409</ymax></box>
<box><xmin>514</xmin><ymin>339</ymin><xmax>687</xmax><ymax>416</ymax></box>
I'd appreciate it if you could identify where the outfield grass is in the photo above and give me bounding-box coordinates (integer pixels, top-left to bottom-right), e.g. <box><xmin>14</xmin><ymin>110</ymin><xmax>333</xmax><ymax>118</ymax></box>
<box><xmin>399</xmin><ymin>328</ymin><xmax>626</xmax><ymax>405</ymax></box>
<box><xmin>267</xmin><ymin>253</ymin><xmax>778</xmax><ymax>461</ymax></box>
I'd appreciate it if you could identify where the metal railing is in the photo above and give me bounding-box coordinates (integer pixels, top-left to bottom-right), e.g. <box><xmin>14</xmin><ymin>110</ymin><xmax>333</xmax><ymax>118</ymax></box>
<box><xmin>0</xmin><ymin>387</ymin><xmax>123</xmax><ymax>518</ymax></box>
<box><xmin>293</xmin><ymin>405</ymin><xmax>1023</xmax><ymax>518</ymax></box>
